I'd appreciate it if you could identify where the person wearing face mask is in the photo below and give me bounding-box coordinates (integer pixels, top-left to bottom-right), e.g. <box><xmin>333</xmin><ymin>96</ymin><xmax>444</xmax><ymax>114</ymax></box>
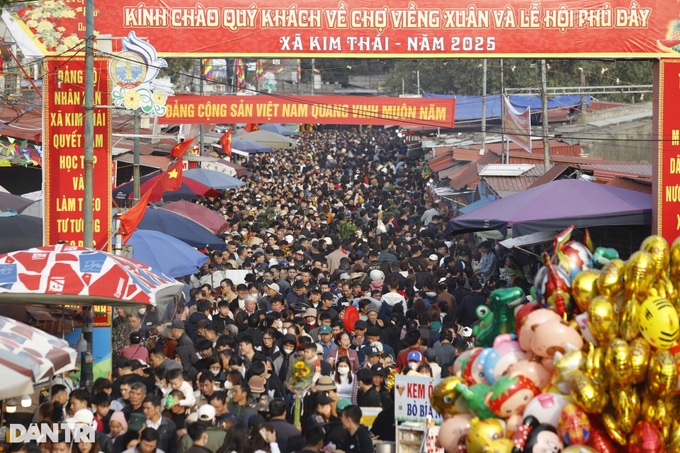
<box><xmin>332</xmin><ymin>356</ymin><xmax>358</xmax><ymax>405</ymax></box>
<box><xmin>272</xmin><ymin>334</ymin><xmax>297</xmax><ymax>384</ymax></box>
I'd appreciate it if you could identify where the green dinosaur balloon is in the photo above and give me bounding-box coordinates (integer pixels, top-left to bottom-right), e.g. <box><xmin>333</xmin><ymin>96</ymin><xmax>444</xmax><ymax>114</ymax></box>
<box><xmin>454</xmin><ymin>381</ymin><xmax>494</xmax><ymax>419</ymax></box>
<box><xmin>475</xmin><ymin>287</ymin><xmax>525</xmax><ymax>348</ymax></box>
<box><xmin>472</xmin><ymin>305</ymin><xmax>492</xmax><ymax>339</ymax></box>
<box><xmin>593</xmin><ymin>247</ymin><xmax>619</xmax><ymax>269</ymax></box>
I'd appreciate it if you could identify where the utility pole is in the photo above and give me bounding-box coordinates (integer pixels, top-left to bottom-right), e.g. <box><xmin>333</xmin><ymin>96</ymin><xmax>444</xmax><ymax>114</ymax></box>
<box><xmin>311</xmin><ymin>58</ymin><xmax>315</xmax><ymax>95</ymax></box>
<box><xmin>579</xmin><ymin>67</ymin><xmax>586</xmax><ymax>122</ymax></box>
<box><xmin>480</xmin><ymin>59</ymin><xmax>487</xmax><ymax>155</ymax></box>
<box><xmin>199</xmin><ymin>59</ymin><xmax>204</xmax><ymax>154</ymax></box>
<box><xmin>541</xmin><ymin>59</ymin><xmax>550</xmax><ymax>171</ymax></box>
<box><xmin>83</xmin><ymin>0</ymin><xmax>94</xmax><ymax>248</ymax></box>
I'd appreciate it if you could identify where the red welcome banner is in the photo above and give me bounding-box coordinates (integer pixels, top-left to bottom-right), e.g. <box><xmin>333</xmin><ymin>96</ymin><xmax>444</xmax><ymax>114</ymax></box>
<box><xmin>44</xmin><ymin>57</ymin><xmax>112</xmax><ymax>249</ymax></box>
<box><xmin>16</xmin><ymin>0</ymin><xmax>680</xmax><ymax>58</ymax></box>
<box><xmin>657</xmin><ymin>59</ymin><xmax>680</xmax><ymax>242</ymax></box>
<box><xmin>161</xmin><ymin>95</ymin><xmax>456</xmax><ymax>127</ymax></box>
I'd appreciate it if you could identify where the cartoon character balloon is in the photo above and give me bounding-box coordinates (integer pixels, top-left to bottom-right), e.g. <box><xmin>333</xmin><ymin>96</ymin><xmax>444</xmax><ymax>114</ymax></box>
<box><xmin>534</xmin><ymin>253</ymin><xmax>573</xmax><ymax>317</ymax></box>
<box><xmin>512</xmin><ymin>415</ymin><xmax>564</xmax><ymax>453</ymax></box>
<box><xmin>523</xmin><ymin>393</ymin><xmax>570</xmax><ymax>427</ymax></box>
<box><xmin>466</xmin><ymin>417</ymin><xmax>507</xmax><ymax>453</ymax></box>
<box><xmin>557</xmin><ymin>403</ymin><xmax>591</xmax><ymax>446</ymax></box>
<box><xmin>487</xmin><ymin>375</ymin><xmax>540</xmax><ymax>433</ymax></box>
<box><xmin>479</xmin><ymin>334</ymin><xmax>528</xmax><ymax>385</ymax></box>
<box><xmin>438</xmin><ymin>413</ymin><xmax>473</xmax><ymax>453</ymax></box>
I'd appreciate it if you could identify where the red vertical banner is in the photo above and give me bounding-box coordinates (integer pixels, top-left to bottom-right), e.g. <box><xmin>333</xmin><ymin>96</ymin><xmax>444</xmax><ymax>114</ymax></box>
<box><xmin>657</xmin><ymin>59</ymin><xmax>680</xmax><ymax>242</ymax></box>
<box><xmin>43</xmin><ymin>57</ymin><xmax>112</xmax><ymax>249</ymax></box>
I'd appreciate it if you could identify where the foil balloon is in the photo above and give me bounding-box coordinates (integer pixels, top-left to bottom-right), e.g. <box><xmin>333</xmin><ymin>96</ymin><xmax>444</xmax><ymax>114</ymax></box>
<box><xmin>558</xmin><ymin>240</ymin><xmax>594</xmax><ymax>280</ymax></box>
<box><xmin>523</xmin><ymin>393</ymin><xmax>570</xmax><ymax>427</ymax></box>
<box><xmin>535</xmin><ymin>253</ymin><xmax>573</xmax><ymax>317</ymax></box>
<box><xmin>628</xmin><ymin>421</ymin><xmax>664</xmax><ymax>453</ymax></box>
<box><xmin>646</xmin><ymin>349</ymin><xmax>678</xmax><ymax>399</ymax></box>
<box><xmin>619</xmin><ymin>297</ymin><xmax>641</xmax><ymax>342</ymax></box>
<box><xmin>601</xmin><ymin>407</ymin><xmax>627</xmax><ymax>445</ymax></box>
<box><xmin>518</xmin><ymin>308</ymin><xmax>562</xmax><ymax>353</ymax></box>
<box><xmin>558</xmin><ymin>403</ymin><xmax>592</xmax><ymax>446</ymax></box>
<box><xmin>480</xmin><ymin>334</ymin><xmax>528</xmax><ymax>385</ymax></box>
<box><xmin>553</xmin><ymin>345</ymin><xmax>587</xmax><ymax>393</ymax></box>
<box><xmin>507</xmin><ymin>359</ymin><xmax>551</xmax><ymax>391</ymax></box>
<box><xmin>430</xmin><ymin>376</ymin><xmax>465</xmax><ymax>417</ymax></box>
<box><xmin>587</xmin><ymin>296</ymin><xmax>620</xmax><ymax>348</ymax></box>
<box><xmin>575</xmin><ymin>312</ymin><xmax>598</xmax><ymax>345</ymax></box>
<box><xmin>465</xmin><ymin>417</ymin><xmax>506</xmax><ymax>453</ymax></box>
<box><xmin>641</xmin><ymin>395</ymin><xmax>672</xmax><ymax>442</ymax></box>
<box><xmin>562</xmin><ymin>447</ymin><xmax>598</xmax><ymax>453</ymax></box>
<box><xmin>597</xmin><ymin>258</ymin><xmax>625</xmax><ymax>298</ymax></box>
<box><xmin>586</xmin><ymin>428</ymin><xmax>618</xmax><ymax>453</ymax></box>
<box><xmin>531</xmin><ymin>319</ymin><xmax>584</xmax><ymax>359</ymax></box>
<box><xmin>610</xmin><ymin>387</ymin><xmax>641</xmax><ymax>434</ymax></box>
<box><xmin>454</xmin><ymin>347</ymin><xmax>482</xmax><ymax>377</ymax></box>
<box><xmin>669</xmin><ymin>237</ymin><xmax>680</xmax><ymax>305</ymax></box>
<box><xmin>640</xmin><ymin>235</ymin><xmax>670</xmax><ymax>276</ymax></box>
<box><xmin>474</xmin><ymin>287</ymin><xmax>525</xmax><ymax>348</ymax></box>
<box><xmin>586</xmin><ymin>345</ymin><xmax>606</xmax><ymax>384</ymax></box>
<box><xmin>438</xmin><ymin>413</ymin><xmax>473</xmax><ymax>453</ymax></box>
<box><xmin>593</xmin><ymin>247</ymin><xmax>619</xmax><ymax>269</ymax></box>
<box><xmin>629</xmin><ymin>337</ymin><xmax>651</xmax><ymax>385</ymax></box>
<box><xmin>638</xmin><ymin>296</ymin><xmax>680</xmax><ymax>350</ymax></box>
<box><xmin>512</xmin><ymin>415</ymin><xmax>564</xmax><ymax>453</ymax></box>
<box><xmin>487</xmin><ymin>375</ymin><xmax>540</xmax><ymax>428</ymax></box>
<box><xmin>572</xmin><ymin>269</ymin><xmax>601</xmax><ymax>312</ymax></box>
<box><xmin>454</xmin><ymin>382</ymin><xmax>495</xmax><ymax>419</ymax></box>
<box><xmin>604</xmin><ymin>338</ymin><xmax>633</xmax><ymax>388</ymax></box>
<box><xmin>569</xmin><ymin>371</ymin><xmax>608</xmax><ymax>414</ymax></box>
<box><xmin>624</xmin><ymin>251</ymin><xmax>656</xmax><ymax>302</ymax></box>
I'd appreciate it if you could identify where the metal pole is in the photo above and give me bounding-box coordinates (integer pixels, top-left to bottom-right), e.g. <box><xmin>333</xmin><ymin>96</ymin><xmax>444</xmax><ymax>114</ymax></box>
<box><xmin>416</xmin><ymin>70</ymin><xmax>420</xmax><ymax>94</ymax></box>
<box><xmin>480</xmin><ymin>59</ymin><xmax>487</xmax><ymax>155</ymax></box>
<box><xmin>500</xmin><ymin>59</ymin><xmax>506</xmax><ymax>164</ymax></box>
<box><xmin>83</xmin><ymin>0</ymin><xmax>94</xmax><ymax>248</ymax></box>
<box><xmin>579</xmin><ymin>67</ymin><xmax>586</xmax><ymax>122</ymax></box>
<box><xmin>541</xmin><ymin>59</ymin><xmax>550</xmax><ymax>171</ymax></box>
<box><xmin>311</xmin><ymin>58</ymin><xmax>315</xmax><ymax>95</ymax></box>
<box><xmin>199</xmin><ymin>59</ymin><xmax>204</xmax><ymax>154</ymax></box>
<box><xmin>133</xmin><ymin>110</ymin><xmax>140</xmax><ymax>202</ymax></box>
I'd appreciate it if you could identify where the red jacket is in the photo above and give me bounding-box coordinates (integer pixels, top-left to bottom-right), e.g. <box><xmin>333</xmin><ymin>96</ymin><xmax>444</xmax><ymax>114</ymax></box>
<box><xmin>396</xmin><ymin>346</ymin><xmax>424</xmax><ymax>372</ymax></box>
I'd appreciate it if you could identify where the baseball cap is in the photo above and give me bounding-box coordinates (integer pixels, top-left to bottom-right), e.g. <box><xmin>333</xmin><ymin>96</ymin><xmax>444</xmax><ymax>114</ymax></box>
<box><xmin>197</xmin><ymin>404</ymin><xmax>216</xmax><ymax>422</ymax></box>
<box><xmin>429</xmin><ymin>254</ymin><xmax>439</xmax><ymax>261</ymax></box>
<box><xmin>319</xmin><ymin>325</ymin><xmax>332</xmax><ymax>335</ymax></box>
<box><xmin>371</xmin><ymin>364</ymin><xmax>388</xmax><ymax>376</ymax></box>
<box><xmin>336</xmin><ymin>398</ymin><xmax>352</xmax><ymax>412</ymax></box>
<box><xmin>316</xmin><ymin>344</ymin><xmax>324</xmax><ymax>355</ymax></box>
<box><xmin>366</xmin><ymin>346</ymin><xmax>381</xmax><ymax>357</ymax></box>
<box><xmin>128</xmin><ymin>413</ymin><xmax>146</xmax><ymax>431</ymax></box>
<box><xmin>366</xmin><ymin>326</ymin><xmax>381</xmax><ymax>337</ymax></box>
<box><xmin>315</xmin><ymin>393</ymin><xmax>334</xmax><ymax>405</ymax></box>
<box><xmin>408</xmin><ymin>351</ymin><xmax>423</xmax><ymax>362</ymax></box>
<box><xmin>171</xmin><ymin>320</ymin><xmax>185</xmax><ymax>330</ymax></box>
<box><xmin>354</xmin><ymin>320</ymin><xmax>367</xmax><ymax>330</ymax></box>
<box><xmin>266</xmin><ymin>282</ymin><xmax>281</xmax><ymax>294</ymax></box>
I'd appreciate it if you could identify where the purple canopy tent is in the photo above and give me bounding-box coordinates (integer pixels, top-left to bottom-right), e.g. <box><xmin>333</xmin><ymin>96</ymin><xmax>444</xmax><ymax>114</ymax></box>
<box><xmin>447</xmin><ymin>179</ymin><xmax>651</xmax><ymax>238</ymax></box>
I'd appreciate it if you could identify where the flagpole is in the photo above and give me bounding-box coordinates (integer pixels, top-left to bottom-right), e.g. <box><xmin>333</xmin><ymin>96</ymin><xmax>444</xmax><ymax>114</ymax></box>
<box><xmin>541</xmin><ymin>59</ymin><xmax>550</xmax><ymax>171</ymax></box>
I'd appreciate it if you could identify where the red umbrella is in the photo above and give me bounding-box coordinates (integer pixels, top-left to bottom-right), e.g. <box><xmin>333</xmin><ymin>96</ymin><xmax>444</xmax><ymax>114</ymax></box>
<box><xmin>160</xmin><ymin>200</ymin><xmax>230</xmax><ymax>235</ymax></box>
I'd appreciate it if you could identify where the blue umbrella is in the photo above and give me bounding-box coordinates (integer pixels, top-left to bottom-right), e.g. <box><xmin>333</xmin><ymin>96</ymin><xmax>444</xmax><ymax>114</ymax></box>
<box><xmin>184</xmin><ymin>168</ymin><xmax>246</xmax><ymax>190</ymax></box>
<box><xmin>126</xmin><ymin>230</ymin><xmax>209</xmax><ymax>278</ymax></box>
<box><xmin>231</xmin><ymin>138</ymin><xmax>272</xmax><ymax>153</ymax></box>
<box><xmin>260</xmin><ymin>123</ymin><xmax>299</xmax><ymax>136</ymax></box>
<box><xmin>138</xmin><ymin>208</ymin><xmax>226</xmax><ymax>250</ymax></box>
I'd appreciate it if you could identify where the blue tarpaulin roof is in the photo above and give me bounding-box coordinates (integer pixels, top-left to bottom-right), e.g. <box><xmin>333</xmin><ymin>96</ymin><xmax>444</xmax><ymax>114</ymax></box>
<box><xmin>422</xmin><ymin>93</ymin><xmax>590</xmax><ymax>122</ymax></box>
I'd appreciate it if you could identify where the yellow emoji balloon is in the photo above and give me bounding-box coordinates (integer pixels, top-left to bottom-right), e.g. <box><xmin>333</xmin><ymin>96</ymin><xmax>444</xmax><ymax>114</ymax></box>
<box><xmin>638</xmin><ymin>296</ymin><xmax>680</xmax><ymax>350</ymax></box>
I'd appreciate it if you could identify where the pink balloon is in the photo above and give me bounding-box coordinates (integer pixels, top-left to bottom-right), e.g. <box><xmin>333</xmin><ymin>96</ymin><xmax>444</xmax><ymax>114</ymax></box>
<box><xmin>519</xmin><ymin>309</ymin><xmax>562</xmax><ymax>352</ymax></box>
<box><xmin>438</xmin><ymin>413</ymin><xmax>474</xmax><ymax>453</ymax></box>
<box><xmin>507</xmin><ymin>359</ymin><xmax>551</xmax><ymax>390</ymax></box>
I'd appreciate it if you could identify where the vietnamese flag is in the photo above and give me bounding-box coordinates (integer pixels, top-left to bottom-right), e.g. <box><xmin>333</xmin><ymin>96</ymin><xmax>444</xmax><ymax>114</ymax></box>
<box><xmin>220</xmin><ymin>129</ymin><xmax>232</xmax><ymax>157</ymax></box>
<box><xmin>119</xmin><ymin>180</ymin><xmax>158</xmax><ymax>243</ymax></box>
<box><xmin>245</xmin><ymin>123</ymin><xmax>259</xmax><ymax>132</ymax></box>
<box><xmin>159</xmin><ymin>157</ymin><xmax>184</xmax><ymax>193</ymax></box>
<box><xmin>170</xmin><ymin>137</ymin><xmax>196</xmax><ymax>158</ymax></box>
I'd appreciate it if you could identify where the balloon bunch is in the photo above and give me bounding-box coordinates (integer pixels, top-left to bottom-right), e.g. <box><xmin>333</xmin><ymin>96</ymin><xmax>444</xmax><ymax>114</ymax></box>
<box><xmin>432</xmin><ymin>228</ymin><xmax>680</xmax><ymax>453</ymax></box>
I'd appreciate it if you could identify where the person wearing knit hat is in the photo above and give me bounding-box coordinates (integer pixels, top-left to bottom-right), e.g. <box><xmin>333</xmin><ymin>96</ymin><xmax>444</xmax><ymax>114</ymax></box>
<box><xmin>109</xmin><ymin>411</ymin><xmax>128</xmax><ymax>442</ymax></box>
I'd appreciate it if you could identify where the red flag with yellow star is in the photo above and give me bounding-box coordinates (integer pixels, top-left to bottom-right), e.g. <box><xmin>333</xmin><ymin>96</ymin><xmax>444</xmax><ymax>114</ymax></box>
<box><xmin>170</xmin><ymin>137</ymin><xmax>196</xmax><ymax>159</ymax></box>
<box><xmin>220</xmin><ymin>129</ymin><xmax>232</xmax><ymax>157</ymax></box>
<box><xmin>159</xmin><ymin>157</ymin><xmax>184</xmax><ymax>193</ymax></box>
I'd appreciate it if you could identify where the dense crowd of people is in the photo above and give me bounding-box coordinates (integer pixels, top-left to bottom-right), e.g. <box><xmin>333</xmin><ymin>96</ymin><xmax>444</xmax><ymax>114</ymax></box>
<box><xmin>30</xmin><ymin>126</ymin><xmax>543</xmax><ymax>453</ymax></box>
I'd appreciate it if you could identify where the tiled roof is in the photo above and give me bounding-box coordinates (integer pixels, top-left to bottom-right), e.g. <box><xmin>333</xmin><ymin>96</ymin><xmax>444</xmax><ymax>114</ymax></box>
<box><xmin>482</xmin><ymin>165</ymin><xmax>547</xmax><ymax>198</ymax></box>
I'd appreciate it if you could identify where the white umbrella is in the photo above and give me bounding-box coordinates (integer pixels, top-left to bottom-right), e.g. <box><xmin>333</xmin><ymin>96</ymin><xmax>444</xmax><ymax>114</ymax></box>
<box><xmin>0</xmin><ymin>367</ymin><xmax>34</xmax><ymax>400</ymax></box>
